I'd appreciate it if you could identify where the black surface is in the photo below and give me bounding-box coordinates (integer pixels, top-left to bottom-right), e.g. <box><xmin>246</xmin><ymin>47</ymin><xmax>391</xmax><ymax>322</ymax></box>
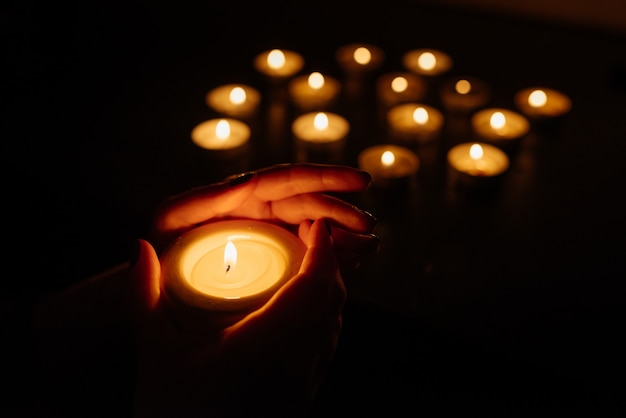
<box><xmin>3</xmin><ymin>1</ymin><xmax>625</xmax><ymax>414</ymax></box>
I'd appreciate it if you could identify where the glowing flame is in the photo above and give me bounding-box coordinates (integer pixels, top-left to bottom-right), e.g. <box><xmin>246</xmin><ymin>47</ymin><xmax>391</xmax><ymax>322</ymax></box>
<box><xmin>229</xmin><ymin>87</ymin><xmax>246</xmax><ymax>105</ymax></box>
<box><xmin>224</xmin><ymin>241</ymin><xmax>237</xmax><ymax>273</ymax></box>
<box><xmin>267</xmin><ymin>49</ymin><xmax>286</xmax><ymax>69</ymax></box>
<box><xmin>490</xmin><ymin>111</ymin><xmax>506</xmax><ymax>130</ymax></box>
<box><xmin>455</xmin><ymin>79</ymin><xmax>471</xmax><ymax>95</ymax></box>
<box><xmin>308</xmin><ymin>72</ymin><xmax>325</xmax><ymax>90</ymax></box>
<box><xmin>381</xmin><ymin>150</ymin><xmax>395</xmax><ymax>167</ymax></box>
<box><xmin>215</xmin><ymin>119</ymin><xmax>231</xmax><ymax>140</ymax></box>
<box><xmin>313</xmin><ymin>112</ymin><xmax>329</xmax><ymax>130</ymax></box>
<box><xmin>391</xmin><ymin>76</ymin><xmax>408</xmax><ymax>93</ymax></box>
<box><xmin>353</xmin><ymin>47</ymin><xmax>372</xmax><ymax>65</ymax></box>
<box><xmin>528</xmin><ymin>89</ymin><xmax>547</xmax><ymax>108</ymax></box>
<box><xmin>418</xmin><ymin>52</ymin><xmax>436</xmax><ymax>70</ymax></box>
<box><xmin>469</xmin><ymin>143</ymin><xmax>483</xmax><ymax>160</ymax></box>
<box><xmin>413</xmin><ymin>106</ymin><xmax>429</xmax><ymax>124</ymax></box>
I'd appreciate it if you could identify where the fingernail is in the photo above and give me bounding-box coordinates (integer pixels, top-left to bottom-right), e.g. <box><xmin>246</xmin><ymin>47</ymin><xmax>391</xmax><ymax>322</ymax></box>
<box><xmin>226</xmin><ymin>172</ymin><xmax>255</xmax><ymax>186</ymax></box>
<box><xmin>360</xmin><ymin>209</ymin><xmax>377</xmax><ymax>223</ymax></box>
<box><xmin>130</xmin><ymin>239</ymin><xmax>141</xmax><ymax>268</ymax></box>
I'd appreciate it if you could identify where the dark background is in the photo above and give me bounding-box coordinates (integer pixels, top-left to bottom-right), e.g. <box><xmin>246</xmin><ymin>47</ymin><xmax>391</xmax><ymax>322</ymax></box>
<box><xmin>3</xmin><ymin>0</ymin><xmax>625</xmax><ymax>415</ymax></box>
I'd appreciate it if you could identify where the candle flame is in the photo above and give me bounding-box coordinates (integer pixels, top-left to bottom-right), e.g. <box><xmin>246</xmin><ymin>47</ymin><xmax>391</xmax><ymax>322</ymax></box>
<box><xmin>313</xmin><ymin>112</ymin><xmax>329</xmax><ymax>130</ymax></box>
<box><xmin>413</xmin><ymin>106</ymin><xmax>429</xmax><ymax>124</ymax></box>
<box><xmin>224</xmin><ymin>241</ymin><xmax>237</xmax><ymax>273</ymax></box>
<box><xmin>528</xmin><ymin>89</ymin><xmax>547</xmax><ymax>108</ymax></box>
<box><xmin>469</xmin><ymin>143</ymin><xmax>483</xmax><ymax>160</ymax></box>
<box><xmin>353</xmin><ymin>47</ymin><xmax>372</xmax><ymax>65</ymax></box>
<box><xmin>267</xmin><ymin>49</ymin><xmax>286</xmax><ymax>69</ymax></box>
<box><xmin>455</xmin><ymin>79</ymin><xmax>471</xmax><ymax>95</ymax></box>
<box><xmin>418</xmin><ymin>52</ymin><xmax>436</xmax><ymax>70</ymax></box>
<box><xmin>381</xmin><ymin>150</ymin><xmax>395</xmax><ymax>167</ymax></box>
<box><xmin>489</xmin><ymin>111</ymin><xmax>506</xmax><ymax>130</ymax></box>
<box><xmin>229</xmin><ymin>87</ymin><xmax>246</xmax><ymax>105</ymax></box>
<box><xmin>215</xmin><ymin>119</ymin><xmax>231</xmax><ymax>140</ymax></box>
<box><xmin>391</xmin><ymin>76</ymin><xmax>408</xmax><ymax>93</ymax></box>
<box><xmin>308</xmin><ymin>72</ymin><xmax>325</xmax><ymax>90</ymax></box>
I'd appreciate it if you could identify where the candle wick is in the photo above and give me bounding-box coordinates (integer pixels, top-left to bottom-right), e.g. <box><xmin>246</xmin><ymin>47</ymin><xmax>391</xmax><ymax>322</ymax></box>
<box><xmin>226</xmin><ymin>264</ymin><xmax>231</xmax><ymax>273</ymax></box>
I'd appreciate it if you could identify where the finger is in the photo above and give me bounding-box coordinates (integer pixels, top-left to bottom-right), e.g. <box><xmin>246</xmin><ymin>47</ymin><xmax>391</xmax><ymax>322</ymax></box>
<box><xmin>268</xmin><ymin>193</ymin><xmax>377</xmax><ymax>233</ymax></box>
<box><xmin>253</xmin><ymin>163</ymin><xmax>371</xmax><ymax>201</ymax></box>
<box><xmin>129</xmin><ymin>239</ymin><xmax>162</xmax><ymax>324</ymax></box>
<box><xmin>152</xmin><ymin>172</ymin><xmax>259</xmax><ymax>240</ymax></box>
<box><xmin>330</xmin><ymin>227</ymin><xmax>380</xmax><ymax>255</ymax></box>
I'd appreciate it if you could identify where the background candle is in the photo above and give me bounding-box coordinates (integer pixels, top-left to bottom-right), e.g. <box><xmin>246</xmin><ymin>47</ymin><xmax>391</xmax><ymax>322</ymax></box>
<box><xmin>376</xmin><ymin>71</ymin><xmax>427</xmax><ymax>109</ymax></box>
<box><xmin>288</xmin><ymin>71</ymin><xmax>341</xmax><ymax>112</ymax></box>
<box><xmin>402</xmin><ymin>48</ymin><xmax>453</xmax><ymax>77</ymax></box>
<box><xmin>471</xmin><ymin>108</ymin><xmax>530</xmax><ymax>149</ymax></box>
<box><xmin>335</xmin><ymin>42</ymin><xmax>385</xmax><ymax>75</ymax></box>
<box><xmin>161</xmin><ymin>219</ymin><xmax>307</xmax><ymax>329</ymax></box>
<box><xmin>358</xmin><ymin>144</ymin><xmax>420</xmax><ymax>187</ymax></box>
<box><xmin>253</xmin><ymin>48</ymin><xmax>304</xmax><ymax>80</ymax></box>
<box><xmin>514</xmin><ymin>86</ymin><xmax>572</xmax><ymax>121</ymax></box>
<box><xmin>386</xmin><ymin>102</ymin><xmax>444</xmax><ymax>144</ymax></box>
<box><xmin>292</xmin><ymin>111</ymin><xmax>350</xmax><ymax>163</ymax></box>
<box><xmin>439</xmin><ymin>75</ymin><xmax>491</xmax><ymax>114</ymax></box>
<box><xmin>447</xmin><ymin>142</ymin><xmax>510</xmax><ymax>189</ymax></box>
<box><xmin>205</xmin><ymin>83</ymin><xmax>261</xmax><ymax>120</ymax></box>
<box><xmin>191</xmin><ymin>118</ymin><xmax>250</xmax><ymax>151</ymax></box>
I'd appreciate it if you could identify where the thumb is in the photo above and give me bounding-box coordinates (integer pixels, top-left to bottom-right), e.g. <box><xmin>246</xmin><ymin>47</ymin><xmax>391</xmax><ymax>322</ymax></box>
<box><xmin>129</xmin><ymin>239</ymin><xmax>162</xmax><ymax>323</ymax></box>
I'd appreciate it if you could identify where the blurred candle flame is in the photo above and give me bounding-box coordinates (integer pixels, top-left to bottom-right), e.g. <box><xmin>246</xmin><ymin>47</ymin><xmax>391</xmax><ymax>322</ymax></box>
<box><xmin>216</xmin><ymin>119</ymin><xmax>231</xmax><ymax>140</ymax></box>
<box><xmin>418</xmin><ymin>52</ymin><xmax>436</xmax><ymax>70</ymax></box>
<box><xmin>381</xmin><ymin>150</ymin><xmax>395</xmax><ymax>167</ymax></box>
<box><xmin>313</xmin><ymin>112</ymin><xmax>329</xmax><ymax>130</ymax></box>
<box><xmin>490</xmin><ymin>111</ymin><xmax>506</xmax><ymax>130</ymax></box>
<box><xmin>353</xmin><ymin>47</ymin><xmax>372</xmax><ymax>65</ymax></box>
<box><xmin>528</xmin><ymin>89</ymin><xmax>548</xmax><ymax>108</ymax></box>
<box><xmin>455</xmin><ymin>79</ymin><xmax>471</xmax><ymax>95</ymax></box>
<box><xmin>229</xmin><ymin>87</ymin><xmax>246</xmax><ymax>105</ymax></box>
<box><xmin>469</xmin><ymin>143</ymin><xmax>484</xmax><ymax>160</ymax></box>
<box><xmin>267</xmin><ymin>49</ymin><xmax>286</xmax><ymax>69</ymax></box>
<box><xmin>413</xmin><ymin>106</ymin><xmax>429</xmax><ymax>124</ymax></box>
<box><xmin>308</xmin><ymin>72</ymin><xmax>325</xmax><ymax>90</ymax></box>
<box><xmin>391</xmin><ymin>76</ymin><xmax>408</xmax><ymax>93</ymax></box>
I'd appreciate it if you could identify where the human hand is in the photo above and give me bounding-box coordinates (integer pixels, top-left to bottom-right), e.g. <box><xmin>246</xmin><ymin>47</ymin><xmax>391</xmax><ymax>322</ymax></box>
<box><xmin>131</xmin><ymin>218</ymin><xmax>348</xmax><ymax>417</ymax></box>
<box><xmin>149</xmin><ymin>162</ymin><xmax>379</xmax><ymax>272</ymax></box>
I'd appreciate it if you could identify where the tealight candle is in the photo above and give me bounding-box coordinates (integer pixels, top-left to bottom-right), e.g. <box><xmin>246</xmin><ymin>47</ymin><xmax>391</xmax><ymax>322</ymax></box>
<box><xmin>386</xmin><ymin>103</ymin><xmax>444</xmax><ymax>144</ymax></box>
<box><xmin>358</xmin><ymin>144</ymin><xmax>420</xmax><ymax>188</ymax></box>
<box><xmin>335</xmin><ymin>42</ymin><xmax>385</xmax><ymax>75</ymax></box>
<box><xmin>402</xmin><ymin>48</ymin><xmax>453</xmax><ymax>77</ymax></box>
<box><xmin>471</xmin><ymin>108</ymin><xmax>530</xmax><ymax>148</ymax></box>
<box><xmin>288</xmin><ymin>71</ymin><xmax>341</xmax><ymax>112</ymax></box>
<box><xmin>514</xmin><ymin>86</ymin><xmax>572</xmax><ymax>121</ymax></box>
<box><xmin>205</xmin><ymin>83</ymin><xmax>261</xmax><ymax>120</ymax></box>
<box><xmin>292</xmin><ymin>111</ymin><xmax>350</xmax><ymax>163</ymax></box>
<box><xmin>161</xmin><ymin>219</ymin><xmax>307</xmax><ymax>329</ymax></box>
<box><xmin>439</xmin><ymin>75</ymin><xmax>491</xmax><ymax>114</ymax></box>
<box><xmin>376</xmin><ymin>71</ymin><xmax>427</xmax><ymax>109</ymax></box>
<box><xmin>447</xmin><ymin>142</ymin><xmax>510</xmax><ymax>188</ymax></box>
<box><xmin>191</xmin><ymin>118</ymin><xmax>250</xmax><ymax>152</ymax></box>
<box><xmin>253</xmin><ymin>48</ymin><xmax>304</xmax><ymax>81</ymax></box>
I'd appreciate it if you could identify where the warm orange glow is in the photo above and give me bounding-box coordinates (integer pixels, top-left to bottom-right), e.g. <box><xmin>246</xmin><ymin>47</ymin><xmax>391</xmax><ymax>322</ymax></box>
<box><xmin>308</xmin><ymin>72</ymin><xmax>325</xmax><ymax>89</ymax></box>
<box><xmin>489</xmin><ymin>111</ymin><xmax>506</xmax><ymax>129</ymax></box>
<box><xmin>313</xmin><ymin>112</ymin><xmax>329</xmax><ymax>130</ymax></box>
<box><xmin>413</xmin><ymin>106</ymin><xmax>429</xmax><ymax>124</ymax></box>
<box><xmin>381</xmin><ymin>150</ymin><xmax>395</xmax><ymax>166</ymax></box>
<box><xmin>229</xmin><ymin>87</ymin><xmax>246</xmax><ymax>105</ymax></box>
<box><xmin>223</xmin><ymin>241</ymin><xmax>237</xmax><ymax>273</ymax></box>
<box><xmin>215</xmin><ymin>119</ymin><xmax>231</xmax><ymax>139</ymax></box>
<box><xmin>391</xmin><ymin>76</ymin><xmax>408</xmax><ymax>93</ymax></box>
<box><xmin>528</xmin><ymin>89</ymin><xmax>548</xmax><ymax>108</ymax></box>
<box><xmin>267</xmin><ymin>49</ymin><xmax>286</xmax><ymax>69</ymax></box>
<box><xmin>455</xmin><ymin>79</ymin><xmax>471</xmax><ymax>95</ymax></box>
<box><xmin>469</xmin><ymin>143</ymin><xmax>483</xmax><ymax>160</ymax></box>
<box><xmin>418</xmin><ymin>52</ymin><xmax>436</xmax><ymax>70</ymax></box>
<box><xmin>353</xmin><ymin>47</ymin><xmax>372</xmax><ymax>65</ymax></box>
